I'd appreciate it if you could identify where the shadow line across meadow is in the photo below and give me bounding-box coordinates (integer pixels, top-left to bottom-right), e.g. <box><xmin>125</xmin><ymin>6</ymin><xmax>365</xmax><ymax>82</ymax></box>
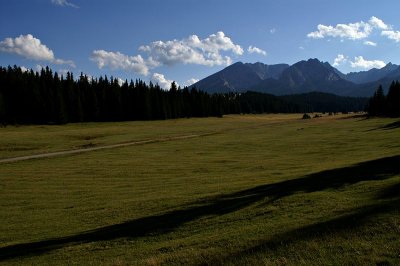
<box><xmin>1</xmin><ymin>155</ymin><xmax>399</xmax><ymax>261</ymax></box>
<box><xmin>368</xmin><ymin>119</ymin><xmax>400</xmax><ymax>131</ymax></box>
<box><xmin>381</xmin><ymin>120</ymin><xmax>400</xmax><ymax>130</ymax></box>
<box><xmin>223</xmin><ymin>193</ymin><xmax>400</xmax><ymax>264</ymax></box>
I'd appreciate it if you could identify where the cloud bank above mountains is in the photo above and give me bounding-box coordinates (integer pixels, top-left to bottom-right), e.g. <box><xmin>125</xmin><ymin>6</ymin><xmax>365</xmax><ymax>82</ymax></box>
<box><xmin>91</xmin><ymin>31</ymin><xmax>245</xmax><ymax>77</ymax></box>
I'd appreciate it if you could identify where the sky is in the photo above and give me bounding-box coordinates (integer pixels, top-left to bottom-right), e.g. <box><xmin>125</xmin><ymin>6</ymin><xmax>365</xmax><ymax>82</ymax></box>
<box><xmin>1</xmin><ymin>0</ymin><xmax>400</xmax><ymax>89</ymax></box>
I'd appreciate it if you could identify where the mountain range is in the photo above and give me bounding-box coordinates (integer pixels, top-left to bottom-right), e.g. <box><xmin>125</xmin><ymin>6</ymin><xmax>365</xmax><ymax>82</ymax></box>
<box><xmin>191</xmin><ymin>59</ymin><xmax>400</xmax><ymax>97</ymax></box>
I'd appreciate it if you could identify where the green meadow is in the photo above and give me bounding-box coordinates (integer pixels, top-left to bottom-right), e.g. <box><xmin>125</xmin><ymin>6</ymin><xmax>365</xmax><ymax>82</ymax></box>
<box><xmin>0</xmin><ymin>114</ymin><xmax>399</xmax><ymax>265</ymax></box>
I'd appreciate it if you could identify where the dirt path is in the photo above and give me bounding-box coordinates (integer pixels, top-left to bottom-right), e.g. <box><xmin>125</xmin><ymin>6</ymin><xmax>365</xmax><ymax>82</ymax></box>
<box><xmin>0</xmin><ymin>116</ymin><xmax>303</xmax><ymax>164</ymax></box>
<box><xmin>0</xmin><ymin>133</ymin><xmax>216</xmax><ymax>164</ymax></box>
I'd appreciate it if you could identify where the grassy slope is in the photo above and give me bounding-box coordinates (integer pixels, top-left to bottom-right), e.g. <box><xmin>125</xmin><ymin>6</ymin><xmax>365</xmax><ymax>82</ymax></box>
<box><xmin>0</xmin><ymin>114</ymin><xmax>399</xmax><ymax>265</ymax></box>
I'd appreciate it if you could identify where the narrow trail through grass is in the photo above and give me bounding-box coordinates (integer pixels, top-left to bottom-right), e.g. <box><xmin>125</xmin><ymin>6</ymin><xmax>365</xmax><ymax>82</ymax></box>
<box><xmin>0</xmin><ymin>133</ymin><xmax>210</xmax><ymax>163</ymax></box>
<box><xmin>0</xmin><ymin>116</ymin><xmax>297</xmax><ymax>163</ymax></box>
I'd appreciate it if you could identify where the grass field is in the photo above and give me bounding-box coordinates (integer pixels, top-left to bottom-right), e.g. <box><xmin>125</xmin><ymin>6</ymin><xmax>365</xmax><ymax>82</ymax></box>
<box><xmin>0</xmin><ymin>114</ymin><xmax>399</xmax><ymax>265</ymax></box>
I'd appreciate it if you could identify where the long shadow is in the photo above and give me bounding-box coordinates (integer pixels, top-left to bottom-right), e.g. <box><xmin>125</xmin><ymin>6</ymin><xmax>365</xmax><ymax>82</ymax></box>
<box><xmin>378</xmin><ymin>182</ymin><xmax>400</xmax><ymax>199</ymax></box>
<box><xmin>1</xmin><ymin>155</ymin><xmax>400</xmax><ymax>261</ymax></box>
<box><xmin>220</xmin><ymin>175</ymin><xmax>400</xmax><ymax>264</ymax></box>
<box><xmin>222</xmin><ymin>196</ymin><xmax>400</xmax><ymax>264</ymax></box>
<box><xmin>381</xmin><ymin>120</ymin><xmax>400</xmax><ymax>130</ymax></box>
<box><xmin>368</xmin><ymin>119</ymin><xmax>400</xmax><ymax>131</ymax></box>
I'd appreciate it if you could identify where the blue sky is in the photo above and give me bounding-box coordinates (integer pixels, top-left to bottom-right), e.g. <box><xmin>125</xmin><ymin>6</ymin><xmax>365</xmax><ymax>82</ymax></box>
<box><xmin>1</xmin><ymin>0</ymin><xmax>399</xmax><ymax>89</ymax></box>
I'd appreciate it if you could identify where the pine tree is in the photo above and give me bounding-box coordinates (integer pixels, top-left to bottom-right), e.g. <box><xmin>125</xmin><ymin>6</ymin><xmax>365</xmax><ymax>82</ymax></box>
<box><xmin>387</xmin><ymin>81</ymin><xmax>400</xmax><ymax>117</ymax></box>
<box><xmin>368</xmin><ymin>85</ymin><xmax>386</xmax><ymax>116</ymax></box>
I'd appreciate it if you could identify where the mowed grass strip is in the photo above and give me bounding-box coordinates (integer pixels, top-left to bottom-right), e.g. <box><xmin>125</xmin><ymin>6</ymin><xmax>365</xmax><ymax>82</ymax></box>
<box><xmin>0</xmin><ymin>114</ymin><xmax>399</xmax><ymax>265</ymax></box>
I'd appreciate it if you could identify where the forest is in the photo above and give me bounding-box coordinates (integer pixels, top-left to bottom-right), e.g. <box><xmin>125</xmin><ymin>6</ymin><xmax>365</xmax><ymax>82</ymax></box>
<box><xmin>367</xmin><ymin>81</ymin><xmax>400</xmax><ymax>117</ymax></box>
<box><xmin>0</xmin><ymin>65</ymin><xmax>376</xmax><ymax>125</ymax></box>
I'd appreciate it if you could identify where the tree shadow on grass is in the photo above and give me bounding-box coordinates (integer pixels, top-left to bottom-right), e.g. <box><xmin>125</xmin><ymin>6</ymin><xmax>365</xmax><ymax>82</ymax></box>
<box><xmin>378</xmin><ymin>181</ymin><xmax>400</xmax><ymax>199</ymax></box>
<box><xmin>381</xmin><ymin>120</ymin><xmax>400</xmax><ymax>130</ymax></box>
<box><xmin>222</xmin><ymin>195</ymin><xmax>400</xmax><ymax>264</ymax></box>
<box><xmin>368</xmin><ymin>119</ymin><xmax>400</xmax><ymax>131</ymax></box>
<box><xmin>1</xmin><ymin>155</ymin><xmax>400</xmax><ymax>261</ymax></box>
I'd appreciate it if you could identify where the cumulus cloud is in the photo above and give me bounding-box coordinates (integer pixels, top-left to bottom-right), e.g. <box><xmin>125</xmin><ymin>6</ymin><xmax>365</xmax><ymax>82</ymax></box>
<box><xmin>151</xmin><ymin>73</ymin><xmax>177</xmax><ymax>90</ymax></box>
<box><xmin>368</xmin><ymin>16</ymin><xmax>390</xmax><ymax>30</ymax></box>
<box><xmin>91</xmin><ymin>32</ymin><xmax>243</xmax><ymax>76</ymax></box>
<box><xmin>247</xmin><ymin>46</ymin><xmax>267</xmax><ymax>56</ymax></box>
<box><xmin>0</xmin><ymin>34</ymin><xmax>75</xmax><ymax>67</ymax></box>
<box><xmin>91</xmin><ymin>50</ymin><xmax>151</xmax><ymax>76</ymax></box>
<box><xmin>185</xmin><ymin>78</ymin><xmax>199</xmax><ymax>86</ymax></box>
<box><xmin>20</xmin><ymin>66</ymin><xmax>29</xmax><ymax>72</ymax></box>
<box><xmin>51</xmin><ymin>0</ymin><xmax>79</xmax><ymax>8</ymax></box>
<box><xmin>363</xmin><ymin>40</ymin><xmax>377</xmax><ymax>46</ymax></box>
<box><xmin>307</xmin><ymin>16</ymin><xmax>389</xmax><ymax>40</ymax></box>
<box><xmin>350</xmin><ymin>56</ymin><xmax>385</xmax><ymax>69</ymax></box>
<box><xmin>270</xmin><ymin>28</ymin><xmax>276</xmax><ymax>34</ymax></box>
<box><xmin>0</xmin><ymin>34</ymin><xmax>55</xmax><ymax>61</ymax></box>
<box><xmin>139</xmin><ymin>31</ymin><xmax>243</xmax><ymax>67</ymax></box>
<box><xmin>333</xmin><ymin>54</ymin><xmax>348</xmax><ymax>67</ymax></box>
<box><xmin>381</xmin><ymin>30</ymin><xmax>400</xmax><ymax>42</ymax></box>
<box><xmin>307</xmin><ymin>22</ymin><xmax>372</xmax><ymax>40</ymax></box>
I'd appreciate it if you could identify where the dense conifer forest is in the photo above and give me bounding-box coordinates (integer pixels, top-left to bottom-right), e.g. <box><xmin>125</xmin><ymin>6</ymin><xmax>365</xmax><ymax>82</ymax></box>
<box><xmin>367</xmin><ymin>81</ymin><xmax>400</xmax><ymax>117</ymax></box>
<box><xmin>0</xmin><ymin>66</ymin><xmax>372</xmax><ymax>125</ymax></box>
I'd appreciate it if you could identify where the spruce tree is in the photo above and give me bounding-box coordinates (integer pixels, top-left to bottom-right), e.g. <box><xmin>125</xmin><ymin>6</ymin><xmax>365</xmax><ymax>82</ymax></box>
<box><xmin>368</xmin><ymin>85</ymin><xmax>386</xmax><ymax>116</ymax></box>
<box><xmin>387</xmin><ymin>81</ymin><xmax>400</xmax><ymax>117</ymax></box>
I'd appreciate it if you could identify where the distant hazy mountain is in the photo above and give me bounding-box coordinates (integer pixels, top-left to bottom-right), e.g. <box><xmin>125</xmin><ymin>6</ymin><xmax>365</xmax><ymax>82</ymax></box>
<box><xmin>350</xmin><ymin>66</ymin><xmax>400</xmax><ymax>96</ymax></box>
<box><xmin>192</xmin><ymin>62</ymin><xmax>289</xmax><ymax>93</ymax></box>
<box><xmin>251</xmin><ymin>59</ymin><xmax>355</xmax><ymax>95</ymax></box>
<box><xmin>344</xmin><ymin>63</ymin><xmax>399</xmax><ymax>84</ymax></box>
<box><xmin>191</xmin><ymin>59</ymin><xmax>400</xmax><ymax>97</ymax></box>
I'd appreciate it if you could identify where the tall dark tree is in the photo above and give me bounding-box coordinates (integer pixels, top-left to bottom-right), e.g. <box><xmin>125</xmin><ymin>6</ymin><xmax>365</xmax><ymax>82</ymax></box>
<box><xmin>386</xmin><ymin>81</ymin><xmax>400</xmax><ymax>117</ymax></box>
<box><xmin>368</xmin><ymin>85</ymin><xmax>386</xmax><ymax>116</ymax></box>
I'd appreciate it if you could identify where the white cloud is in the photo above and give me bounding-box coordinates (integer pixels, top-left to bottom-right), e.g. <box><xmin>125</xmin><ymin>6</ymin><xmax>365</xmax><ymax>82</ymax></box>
<box><xmin>51</xmin><ymin>0</ymin><xmax>79</xmax><ymax>8</ymax></box>
<box><xmin>91</xmin><ymin>50</ymin><xmax>150</xmax><ymax>76</ymax></box>
<box><xmin>20</xmin><ymin>66</ymin><xmax>29</xmax><ymax>72</ymax></box>
<box><xmin>54</xmin><ymin>58</ymin><xmax>76</xmax><ymax>67</ymax></box>
<box><xmin>151</xmin><ymin>73</ymin><xmax>177</xmax><ymax>90</ymax></box>
<box><xmin>139</xmin><ymin>31</ymin><xmax>243</xmax><ymax>67</ymax></box>
<box><xmin>381</xmin><ymin>30</ymin><xmax>400</xmax><ymax>42</ymax></box>
<box><xmin>307</xmin><ymin>22</ymin><xmax>372</xmax><ymax>40</ymax></box>
<box><xmin>270</xmin><ymin>28</ymin><xmax>276</xmax><ymax>34</ymax></box>
<box><xmin>368</xmin><ymin>16</ymin><xmax>390</xmax><ymax>30</ymax></box>
<box><xmin>0</xmin><ymin>34</ymin><xmax>55</xmax><ymax>61</ymax></box>
<box><xmin>117</xmin><ymin>77</ymin><xmax>126</xmax><ymax>86</ymax></box>
<box><xmin>307</xmin><ymin>16</ymin><xmax>389</xmax><ymax>40</ymax></box>
<box><xmin>0</xmin><ymin>34</ymin><xmax>75</xmax><ymax>67</ymax></box>
<box><xmin>247</xmin><ymin>46</ymin><xmax>267</xmax><ymax>56</ymax></box>
<box><xmin>190</xmin><ymin>31</ymin><xmax>243</xmax><ymax>55</ymax></box>
<box><xmin>299</xmin><ymin>46</ymin><xmax>305</xmax><ymax>50</ymax></box>
<box><xmin>333</xmin><ymin>54</ymin><xmax>348</xmax><ymax>67</ymax></box>
<box><xmin>363</xmin><ymin>40</ymin><xmax>377</xmax><ymax>46</ymax></box>
<box><xmin>185</xmin><ymin>78</ymin><xmax>199</xmax><ymax>86</ymax></box>
<box><xmin>91</xmin><ymin>32</ymin><xmax>243</xmax><ymax>76</ymax></box>
<box><xmin>350</xmin><ymin>56</ymin><xmax>385</xmax><ymax>69</ymax></box>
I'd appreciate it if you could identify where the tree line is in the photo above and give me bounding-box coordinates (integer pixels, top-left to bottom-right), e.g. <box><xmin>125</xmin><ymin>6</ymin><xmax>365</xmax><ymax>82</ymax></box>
<box><xmin>0</xmin><ymin>66</ymin><xmax>230</xmax><ymax>124</ymax></box>
<box><xmin>367</xmin><ymin>81</ymin><xmax>400</xmax><ymax>117</ymax></box>
<box><xmin>0</xmin><ymin>65</ymin><xmax>368</xmax><ymax>125</ymax></box>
